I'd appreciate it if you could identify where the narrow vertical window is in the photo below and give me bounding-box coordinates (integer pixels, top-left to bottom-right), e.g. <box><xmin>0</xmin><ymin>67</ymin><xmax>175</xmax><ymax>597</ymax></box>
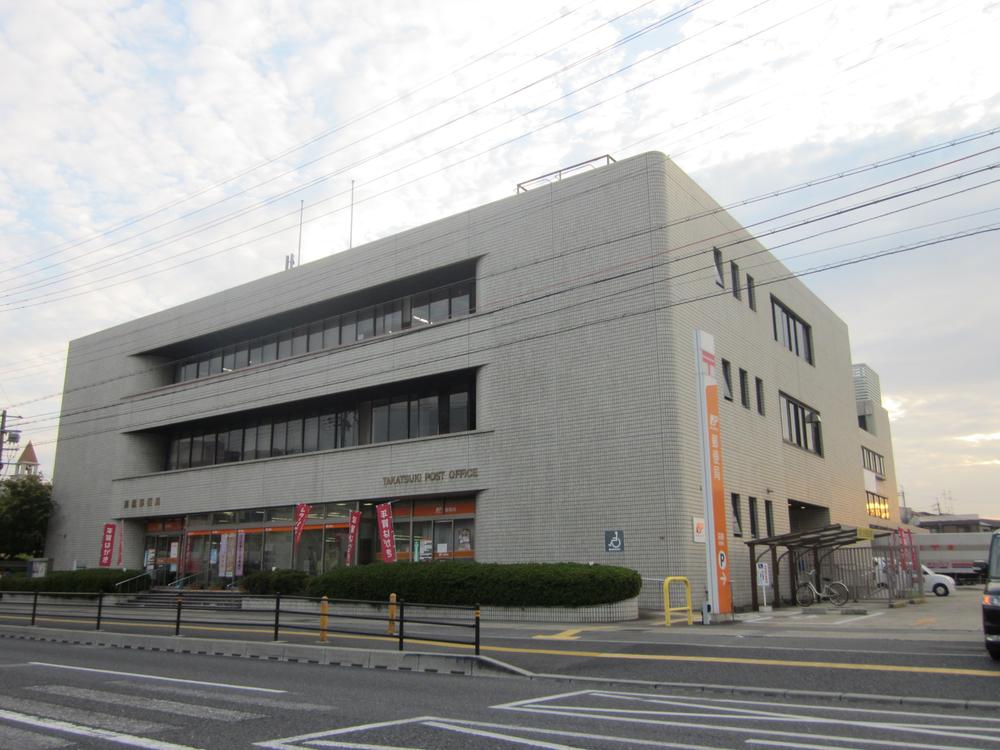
<box><xmin>713</xmin><ymin>247</ymin><xmax>724</xmax><ymax>288</ymax></box>
<box><xmin>731</xmin><ymin>493</ymin><xmax>743</xmax><ymax>537</ymax></box>
<box><xmin>765</xmin><ymin>499</ymin><xmax>775</xmax><ymax>537</ymax></box>
<box><xmin>722</xmin><ymin>359</ymin><xmax>733</xmax><ymax>401</ymax></box>
<box><xmin>371</xmin><ymin>399</ymin><xmax>389</xmax><ymax>443</ymax></box>
<box><xmin>731</xmin><ymin>262</ymin><xmax>741</xmax><ymax>299</ymax></box>
<box><xmin>749</xmin><ymin>496</ymin><xmax>759</xmax><ymax>538</ymax></box>
<box><xmin>277</xmin><ymin>331</ymin><xmax>293</xmax><ymax>359</ymax></box>
<box><xmin>389</xmin><ymin>396</ymin><xmax>409</xmax><ymax>441</ymax></box>
<box><xmin>291</xmin><ymin>327</ymin><xmax>308</xmax><ymax>356</ymax></box>
<box><xmin>747</xmin><ymin>274</ymin><xmax>756</xmax><ymax>310</ymax></box>
<box><xmin>739</xmin><ymin>368</ymin><xmax>750</xmax><ymax>408</ymax></box>
<box><xmin>755</xmin><ymin>377</ymin><xmax>765</xmax><ymax>415</ymax></box>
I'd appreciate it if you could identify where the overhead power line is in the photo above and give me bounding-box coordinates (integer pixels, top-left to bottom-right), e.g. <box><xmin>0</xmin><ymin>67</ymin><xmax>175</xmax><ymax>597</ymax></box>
<box><xmin>3</xmin><ymin>126</ymin><xmax>997</xmax><ymax>384</ymax></box>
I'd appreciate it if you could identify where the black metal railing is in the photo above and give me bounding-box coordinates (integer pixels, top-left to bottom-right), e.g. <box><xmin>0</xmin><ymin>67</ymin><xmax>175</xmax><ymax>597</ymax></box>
<box><xmin>113</xmin><ymin>565</ymin><xmax>173</xmax><ymax>594</ymax></box>
<box><xmin>0</xmin><ymin>590</ymin><xmax>480</xmax><ymax>654</ymax></box>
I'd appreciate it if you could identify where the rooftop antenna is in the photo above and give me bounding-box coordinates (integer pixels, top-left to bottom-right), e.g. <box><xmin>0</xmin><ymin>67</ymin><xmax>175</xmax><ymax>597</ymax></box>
<box><xmin>297</xmin><ymin>199</ymin><xmax>304</xmax><ymax>267</ymax></box>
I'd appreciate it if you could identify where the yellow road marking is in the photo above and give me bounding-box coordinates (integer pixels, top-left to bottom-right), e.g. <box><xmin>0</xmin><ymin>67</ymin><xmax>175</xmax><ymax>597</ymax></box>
<box><xmin>915</xmin><ymin>617</ymin><xmax>936</xmax><ymax>626</ymax></box>
<box><xmin>533</xmin><ymin>626</ymin><xmax>614</xmax><ymax>641</ymax></box>
<box><xmin>2</xmin><ymin>614</ymin><xmax>997</xmax><ymax>678</ymax></box>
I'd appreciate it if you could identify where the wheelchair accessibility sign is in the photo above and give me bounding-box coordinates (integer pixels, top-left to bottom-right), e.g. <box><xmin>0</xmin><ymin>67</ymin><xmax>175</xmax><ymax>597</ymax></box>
<box><xmin>605</xmin><ymin>530</ymin><xmax>624</xmax><ymax>552</ymax></box>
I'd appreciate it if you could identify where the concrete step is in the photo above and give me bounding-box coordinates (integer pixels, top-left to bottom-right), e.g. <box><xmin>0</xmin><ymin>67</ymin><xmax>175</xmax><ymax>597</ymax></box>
<box><xmin>118</xmin><ymin>591</ymin><xmax>244</xmax><ymax>610</ymax></box>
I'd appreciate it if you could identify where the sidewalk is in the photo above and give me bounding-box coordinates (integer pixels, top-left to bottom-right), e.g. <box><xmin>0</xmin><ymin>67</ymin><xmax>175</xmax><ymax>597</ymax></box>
<box><xmin>601</xmin><ymin>587</ymin><xmax>986</xmax><ymax>642</ymax></box>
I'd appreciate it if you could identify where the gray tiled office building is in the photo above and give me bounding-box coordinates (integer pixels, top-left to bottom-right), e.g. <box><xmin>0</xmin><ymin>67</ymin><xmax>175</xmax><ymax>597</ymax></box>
<box><xmin>46</xmin><ymin>152</ymin><xmax>900</xmax><ymax>608</ymax></box>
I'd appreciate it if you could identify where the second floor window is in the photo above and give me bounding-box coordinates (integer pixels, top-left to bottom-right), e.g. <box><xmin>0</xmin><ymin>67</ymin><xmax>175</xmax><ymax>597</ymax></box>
<box><xmin>771</xmin><ymin>296</ymin><xmax>813</xmax><ymax>364</ymax></box>
<box><xmin>862</xmin><ymin>446</ymin><xmax>885</xmax><ymax>477</ymax></box>
<box><xmin>779</xmin><ymin>392</ymin><xmax>822</xmax><ymax>456</ymax></box>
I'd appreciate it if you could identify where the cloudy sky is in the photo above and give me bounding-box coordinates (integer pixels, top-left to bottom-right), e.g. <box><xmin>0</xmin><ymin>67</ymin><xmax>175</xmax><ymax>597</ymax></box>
<box><xmin>1</xmin><ymin>0</ymin><xmax>997</xmax><ymax>517</ymax></box>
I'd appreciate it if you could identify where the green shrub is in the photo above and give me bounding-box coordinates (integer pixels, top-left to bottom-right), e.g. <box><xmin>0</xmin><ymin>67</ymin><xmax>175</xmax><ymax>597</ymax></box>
<box><xmin>241</xmin><ymin>569</ymin><xmax>309</xmax><ymax>595</ymax></box>
<box><xmin>0</xmin><ymin>568</ymin><xmax>147</xmax><ymax>593</ymax></box>
<box><xmin>304</xmin><ymin>562</ymin><xmax>641</xmax><ymax>607</ymax></box>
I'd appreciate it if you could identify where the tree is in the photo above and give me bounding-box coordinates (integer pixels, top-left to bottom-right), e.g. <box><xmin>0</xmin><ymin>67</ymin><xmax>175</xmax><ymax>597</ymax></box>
<box><xmin>0</xmin><ymin>475</ymin><xmax>54</xmax><ymax>559</ymax></box>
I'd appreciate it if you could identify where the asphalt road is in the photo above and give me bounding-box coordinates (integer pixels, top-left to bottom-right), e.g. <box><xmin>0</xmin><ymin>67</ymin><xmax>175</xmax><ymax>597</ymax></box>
<box><xmin>1</xmin><ymin>584</ymin><xmax>997</xmax><ymax>747</ymax></box>
<box><xmin>1</xmin><ymin>638</ymin><xmax>998</xmax><ymax>750</ymax></box>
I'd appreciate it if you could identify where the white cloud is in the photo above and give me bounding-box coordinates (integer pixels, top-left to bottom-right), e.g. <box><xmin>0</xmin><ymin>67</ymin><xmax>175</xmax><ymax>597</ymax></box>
<box><xmin>1</xmin><ymin>0</ymin><xmax>998</xmax><ymax>520</ymax></box>
<box><xmin>956</xmin><ymin>432</ymin><xmax>1000</xmax><ymax>445</ymax></box>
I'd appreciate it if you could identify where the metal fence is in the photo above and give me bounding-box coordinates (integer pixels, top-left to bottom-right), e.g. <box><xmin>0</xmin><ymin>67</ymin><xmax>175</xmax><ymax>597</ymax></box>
<box><xmin>790</xmin><ymin>540</ymin><xmax>923</xmax><ymax>603</ymax></box>
<box><xmin>0</xmin><ymin>591</ymin><xmax>480</xmax><ymax>654</ymax></box>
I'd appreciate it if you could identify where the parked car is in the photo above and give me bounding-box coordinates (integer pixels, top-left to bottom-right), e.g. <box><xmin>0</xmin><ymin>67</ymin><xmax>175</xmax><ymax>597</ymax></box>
<box><xmin>921</xmin><ymin>564</ymin><xmax>955</xmax><ymax>597</ymax></box>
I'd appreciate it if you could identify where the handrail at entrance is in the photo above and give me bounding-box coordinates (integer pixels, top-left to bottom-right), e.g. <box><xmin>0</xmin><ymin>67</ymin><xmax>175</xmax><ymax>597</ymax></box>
<box><xmin>114</xmin><ymin>565</ymin><xmax>169</xmax><ymax>594</ymax></box>
<box><xmin>166</xmin><ymin>573</ymin><xmax>199</xmax><ymax>590</ymax></box>
<box><xmin>663</xmin><ymin>576</ymin><xmax>693</xmax><ymax>626</ymax></box>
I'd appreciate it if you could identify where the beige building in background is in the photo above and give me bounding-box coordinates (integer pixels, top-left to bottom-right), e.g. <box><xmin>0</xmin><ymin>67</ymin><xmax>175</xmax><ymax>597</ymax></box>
<box><xmin>46</xmin><ymin>152</ymin><xmax>901</xmax><ymax>609</ymax></box>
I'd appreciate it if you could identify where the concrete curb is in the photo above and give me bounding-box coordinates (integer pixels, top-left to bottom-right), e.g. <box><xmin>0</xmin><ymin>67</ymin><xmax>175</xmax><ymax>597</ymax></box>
<box><xmin>0</xmin><ymin>624</ymin><xmax>522</xmax><ymax>678</ymax></box>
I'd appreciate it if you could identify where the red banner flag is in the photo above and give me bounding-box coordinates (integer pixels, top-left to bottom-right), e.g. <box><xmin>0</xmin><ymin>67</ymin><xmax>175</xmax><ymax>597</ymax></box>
<box><xmin>293</xmin><ymin>503</ymin><xmax>311</xmax><ymax>547</ymax></box>
<box><xmin>345</xmin><ymin>510</ymin><xmax>361</xmax><ymax>566</ymax></box>
<box><xmin>376</xmin><ymin>503</ymin><xmax>397</xmax><ymax>563</ymax></box>
<box><xmin>98</xmin><ymin>523</ymin><xmax>116</xmax><ymax>567</ymax></box>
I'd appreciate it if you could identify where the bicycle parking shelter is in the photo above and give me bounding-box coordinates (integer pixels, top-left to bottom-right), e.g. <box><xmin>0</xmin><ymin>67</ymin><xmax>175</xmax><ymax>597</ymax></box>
<box><xmin>744</xmin><ymin>524</ymin><xmax>891</xmax><ymax>610</ymax></box>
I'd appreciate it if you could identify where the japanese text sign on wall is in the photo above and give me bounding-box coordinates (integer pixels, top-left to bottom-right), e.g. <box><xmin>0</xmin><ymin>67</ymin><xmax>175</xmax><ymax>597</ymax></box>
<box><xmin>293</xmin><ymin>503</ymin><xmax>312</xmax><ymax>547</ymax></box>
<box><xmin>98</xmin><ymin>523</ymin><xmax>116</xmax><ymax>568</ymax></box>
<box><xmin>376</xmin><ymin>503</ymin><xmax>397</xmax><ymax>563</ymax></box>
<box><xmin>346</xmin><ymin>511</ymin><xmax>361</xmax><ymax>566</ymax></box>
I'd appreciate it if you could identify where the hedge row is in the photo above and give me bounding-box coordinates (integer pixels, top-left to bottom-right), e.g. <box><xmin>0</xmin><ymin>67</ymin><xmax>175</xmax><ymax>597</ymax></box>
<box><xmin>0</xmin><ymin>569</ymin><xmax>147</xmax><ymax>593</ymax></box>
<box><xmin>245</xmin><ymin>562</ymin><xmax>641</xmax><ymax>607</ymax></box>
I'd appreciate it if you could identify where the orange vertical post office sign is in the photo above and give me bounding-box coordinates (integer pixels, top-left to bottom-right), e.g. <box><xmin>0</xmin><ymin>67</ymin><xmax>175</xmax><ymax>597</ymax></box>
<box><xmin>695</xmin><ymin>330</ymin><xmax>733</xmax><ymax>617</ymax></box>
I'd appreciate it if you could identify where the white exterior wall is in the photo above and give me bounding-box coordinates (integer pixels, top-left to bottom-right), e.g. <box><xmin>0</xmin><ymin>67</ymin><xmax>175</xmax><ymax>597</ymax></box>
<box><xmin>47</xmin><ymin>152</ymin><xmax>900</xmax><ymax>609</ymax></box>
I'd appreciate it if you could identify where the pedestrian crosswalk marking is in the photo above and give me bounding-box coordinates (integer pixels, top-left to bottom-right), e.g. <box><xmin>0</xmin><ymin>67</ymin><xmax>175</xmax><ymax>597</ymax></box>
<box><xmin>0</xmin><ymin>722</ymin><xmax>73</xmax><ymax>749</ymax></box>
<box><xmin>0</xmin><ymin>707</ymin><xmax>205</xmax><ymax>750</ymax></box>
<box><xmin>30</xmin><ymin>685</ymin><xmax>263</xmax><ymax>722</ymax></box>
<box><xmin>0</xmin><ymin>694</ymin><xmax>168</xmax><ymax>734</ymax></box>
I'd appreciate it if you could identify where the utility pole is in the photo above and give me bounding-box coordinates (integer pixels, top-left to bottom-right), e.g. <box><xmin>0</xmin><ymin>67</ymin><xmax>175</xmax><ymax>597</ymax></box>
<box><xmin>0</xmin><ymin>409</ymin><xmax>23</xmax><ymax>475</ymax></box>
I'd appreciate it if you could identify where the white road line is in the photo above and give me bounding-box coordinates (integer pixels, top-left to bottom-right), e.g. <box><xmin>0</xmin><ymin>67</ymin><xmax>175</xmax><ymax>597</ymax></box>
<box><xmin>491</xmin><ymin>690</ymin><xmax>593</xmax><ymax>709</ymax></box>
<box><xmin>109</xmin><ymin>681</ymin><xmax>332</xmax><ymax>711</ymax></box>
<box><xmin>508</xmin><ymin>706</ymin><xmax>993</xmax><ymax>750</ymax></box>
<box><xmin>428</xmin><ymin>717</ymin><xmax>721</xmax><ymax>749</ymax></box>
<box><xmin>0</xmin><ymin>707</ymin><xmax>205</xmax><ymax>750</ymax></box>
<box><xmin>559</xmin><ymin>690</ymin><xmax>1000</xmax><ymax>725</ymax></box>
<box><xmin>420</xmin><ymin>720</ymin><xmax>586</xmax><ymax>749</ymax></box>
<box><xmin>254</xmin><ymin>716</ymin><xmax>432</xmax><ymax>750</ymax></box>
<box><xmin>517</xmin><ymin>702</ymin><xmax>1000</xmax><ymax>744</ymax></box>
<box><xmin>833</xmin><ymin>612</ymin><xmax>884</xmax><ymax>626</ymax></box>
<box><xmin>747</xmin><ymin>741</ymin><xmax>873</xmax><ymax>749</ymax></box>
<box><xmin>0</xmin><ymin>694</ymin><xmax>168</xmax><ymax>734</ymax></box>
<box><xmin>305</xmin><ymin>743</ymin><xmax>422</xmax><ymax>750</ymax></box>
<box><xmin>0</xmin><ymin>722</ymin><xmax>73</xmax><ymax>749</ymax></box>
<box><xmin>742</xmin><ymin>617</ymin><xmax>774</xmax><ymax>623</ymax></box>
<box><xmin>29</xmin><ymin>662</ymin><xmax>285</xmax><ymax>693</ymax></box>
<box><xmin>31</xmin><ymin>685</ymin><xmax>262</xmax><ymax>722</ymax></box>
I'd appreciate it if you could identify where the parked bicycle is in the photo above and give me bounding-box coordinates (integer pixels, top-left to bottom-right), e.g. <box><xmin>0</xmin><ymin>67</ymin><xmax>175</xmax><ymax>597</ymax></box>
<box><xmin>796</xmin><ymin>571</ymin><xmax>850</xmax><ymax>607</ymax></box>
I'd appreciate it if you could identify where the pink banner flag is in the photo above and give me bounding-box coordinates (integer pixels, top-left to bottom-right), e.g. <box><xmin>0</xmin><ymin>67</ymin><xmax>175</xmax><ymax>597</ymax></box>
<box><xmin>376</xmin><ymin>503</ymin><xmax>397</xmax><ymax>563</ymax></box>
<box><xmin>345</xmin><ymin>511</ymin><xmax>361</xmax><ymax>566</ymax></box>
<box><xmin>293</xmin><ymin>503</ymin><xmax>312</xmax><ymax>547</ymax></box>
<box><xmin>98</xmin><ymin>523</ymin><xmax>116</xmax><ymax>567</ymax></box>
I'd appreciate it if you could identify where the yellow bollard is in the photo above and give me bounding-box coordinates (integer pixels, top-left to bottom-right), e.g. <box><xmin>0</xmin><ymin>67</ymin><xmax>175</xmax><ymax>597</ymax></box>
<box><xmin>663</xmin><ymin>576</ymin><xmax>693</xmax><ymax>626</ymax></box>
<box><xmin>319</xmin><ymin>596</ymin><xmax>329</xmax><ymax>642</ymax></box>
<box><xmin>387</xmin><ymin>592</ymin><xmax>397</xmax><ymax>636</ymax></box>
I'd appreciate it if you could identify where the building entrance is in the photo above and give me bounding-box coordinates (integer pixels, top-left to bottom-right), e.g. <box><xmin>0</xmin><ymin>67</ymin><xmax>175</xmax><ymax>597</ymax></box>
<box><xmin>142</xmin><ymin>518</ymin><xmax>185</xmax><ymax>585</ymax></box>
